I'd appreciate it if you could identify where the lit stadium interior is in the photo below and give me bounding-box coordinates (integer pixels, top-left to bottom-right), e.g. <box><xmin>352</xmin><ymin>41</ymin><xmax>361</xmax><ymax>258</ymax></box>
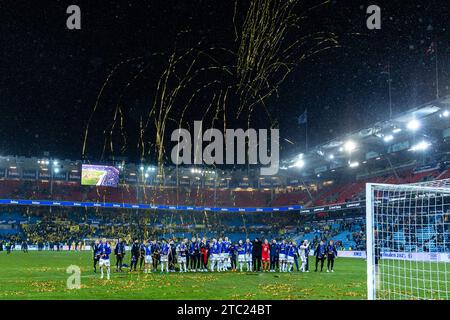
<box><xmin>1</xmin><ymin>0</ymin><xmax>449</xmax><ymax>303</ymax></box>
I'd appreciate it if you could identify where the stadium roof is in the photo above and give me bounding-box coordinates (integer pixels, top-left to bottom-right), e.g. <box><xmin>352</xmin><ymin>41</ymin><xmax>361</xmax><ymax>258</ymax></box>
<box><xmin>281</xmin><ymin>95</ymin><xmax>450</xmax><ymax>177</ymax></box>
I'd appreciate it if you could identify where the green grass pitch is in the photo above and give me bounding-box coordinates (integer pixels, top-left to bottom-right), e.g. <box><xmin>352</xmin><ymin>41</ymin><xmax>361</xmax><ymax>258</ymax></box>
<box><xmin>0</xmin><ymin>251</ymin><xmax>367</xmax><ymax>300</ymax></box>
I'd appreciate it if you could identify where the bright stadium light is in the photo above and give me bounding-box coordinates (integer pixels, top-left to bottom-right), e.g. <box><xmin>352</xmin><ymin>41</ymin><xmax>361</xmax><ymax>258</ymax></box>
<box><xmin>139</xmin><ymin>166</ymin><xmax>144</xmax><ymax>171</ymax></box>
<box><xmin>443</xmin><ymin>110</ymin><xmax>449</xmax><ymax>118</ymax></box>
<box><xmin>410</xmin><ymin>141</ymin><xmax>431</xmax><ymax>152</ymax></box>
<box><xmin>344</xmin><ymin>140</ymin><xmax>356</xmax><ymax>153</ymax></box>
<box><xmin>54</xmin><ymin>168</ymin><xmax>60</xmax><ymax>173</ymax></box>
<box><xmin>349</xmin><ymin>161</ymin><xmax>359</xmax><ymax>168</ymax></box>
<box><xmin>294</xmin><ymin>159</ymin><xmax>305</xmax><ymax>168</ymax></box>
<box><xmin>53</xmin><ymin>160</ymin><xmax>58</xmax><ymax>166</ymax></box>
<box><xmin>45</xmin><ymin>160</ymin><xmax>50</xmax><ymax>165</ymax></box>
<box><xmin>392</xmin><ymin>128</ymin><xmax>402</xmax><ymax>134</ymax></box>
<box><xmin>144</xmin><ymin>173</ymin><xmax>149</xmax><ymax>178</ymax></box>
<box><xmin>383</xmin><ymin>135</ymin><xmax>394</xmax><ymax>142</ymax></box>
<box><xmin>407</xmin><ymin>119</ymin><xmax>420</xmax><ymax>131</ymax></box>
<box><xmin>329</xmin><ymin>154</ymin><xmax>334</xmax><ymax>160</ymax></box>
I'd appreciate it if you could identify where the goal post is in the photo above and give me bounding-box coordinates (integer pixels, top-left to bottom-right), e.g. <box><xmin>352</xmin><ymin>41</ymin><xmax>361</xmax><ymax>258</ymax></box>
<box><xmin>366</xmin><ymin>180</ymin><xmax>450</xmax><ymax>300</ymax></box>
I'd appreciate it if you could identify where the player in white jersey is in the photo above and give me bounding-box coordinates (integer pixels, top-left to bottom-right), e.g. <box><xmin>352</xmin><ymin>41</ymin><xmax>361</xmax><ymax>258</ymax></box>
<box><xmin>159</xmin><ymin>239</ymin><xmax>170</xmax><ymax>273</ymax></box>
<box><xmin>176</xmin><ymin>239</ymin><xmax>188</xmax><ymax>273</ymax></box>
<box><xmin>244</xmin><ymin>238</ymin><xmax>253</xmax><ymax>271</ymax></box>
<box><xmin>299</xmin><ymin>240</ymin><xmax>309</xmax><ymax>272</ymax></box>
<box><xmin>237</xmin><ymin>240</ymin><xmax>246</xmax><ymax>272</ymax></box>
<box><xmin>209</xmin><ymin>239</ymin><xmax>220</xmax><ymax>272</ymax></box>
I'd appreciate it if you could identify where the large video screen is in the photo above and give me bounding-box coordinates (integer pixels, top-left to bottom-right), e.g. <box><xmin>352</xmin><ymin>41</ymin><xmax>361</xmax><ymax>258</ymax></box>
<box><xmin>81</xmin><ymin>164</ymin><xmax>120</xmax><ymax>187</ymax></box>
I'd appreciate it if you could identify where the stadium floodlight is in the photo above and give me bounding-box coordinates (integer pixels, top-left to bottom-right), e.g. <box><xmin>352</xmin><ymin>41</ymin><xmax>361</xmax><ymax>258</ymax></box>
<box><xmin>293</xmin><ymin>158</ymin><xmax>304</xmax><ymax>168</ymax></box>
<box><xmin>442</xmin><ymin>110</ymin><xmax>449</xmax><ymax>118</ymax></box>
<box><xmin>53</xmin><ymin>160</ymin><xmax>58</xmax><ymax>166</ymax></box>
<box><xmin>344</xmin><ymin>140</ymin><xmax>357</xmax><ymax>153</ymax></box>
<box><xmin>139</xmin><ymin>166</ymin><xmax>144</xmax><ymax>171</ymax></box>
<box><xmin>54</xmin><ymin>168</ymin><xmax>60</xmax><ymax>173</ymax></box>
<box><xmin>383</xmin><ymin>135</ymin><xmax>394</xmax><ymax>142</ymax></box>
<box><xmin>366</xmin><ymin>181</ymin><xmax>450</xmax><ymax>300</ymax></box>
<box><xmin>328</xmin><ymin>154</ymin><xmax>334</xmax><ymax>160</ymax></box>
<box><xmin>392</xmin><ymin>128</ymin><xmax>402</xmax><ymax>134</ymax></box>
<box><xmin>45</xmin><ymin>160</ymin><xmax>50</xmax><ymax>165</ymax></box>
<box><xmin>144</xmin><ymin>173</ymin><xmax>149</xmax><ymax>178</ymax></box>
<box><xmin>348</xmin><ymin>161</ymin><xmax>359</xmax><ymax>168</ymax></box>
<box><xmin>406</xmin><ymin>119</ymin><xmax>420</xmax><ymax>131</ymax></box>
<box><xmin>409</xmin><ymin>140</ymin><xmax>431</xmax><ymax>152</ymax></box>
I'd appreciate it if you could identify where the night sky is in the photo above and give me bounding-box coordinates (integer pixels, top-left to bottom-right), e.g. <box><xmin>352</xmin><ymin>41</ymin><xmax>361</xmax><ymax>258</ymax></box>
<box><xmin>1</xmin><ymin>0</ymin><xmax>449</xmax><ymax>162</ymax></box>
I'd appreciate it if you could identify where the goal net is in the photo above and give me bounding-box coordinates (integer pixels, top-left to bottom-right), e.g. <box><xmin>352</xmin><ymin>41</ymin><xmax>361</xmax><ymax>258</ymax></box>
<box><xmin>366</xmin><ymin>180</ymin><xmax>450</xmax><ymax>300</ymax></box>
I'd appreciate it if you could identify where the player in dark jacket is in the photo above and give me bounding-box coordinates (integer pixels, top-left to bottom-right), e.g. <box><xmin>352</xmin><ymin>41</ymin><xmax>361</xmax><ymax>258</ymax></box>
<box><xmin>130</xmin><ymin>239</ymin><xmax>140</xmax><ymax>272</ymax></box>
<box><xmin>93</xmin><ymin>240</ymin><xmax>101</xmax><ymax>273</ymax></box>
<box><xmin>314</xmin><ymin>240</ymin><xmax>327</xmax><ymax>272</ymax></box>
<box><xmin>252</xmin><ymin>238</ymin><xmax>262</xmax><ymax>272</ymax></box>
<box><xmin>269</xmin><ymin>240</ymin><xmax>279</xmax><ymax>272</ymax></box>
<box><xmin>326</xmin><ymin>240</ymin><xmax>338</xmax><ymax>272</ymax></box>
<box><xmin>139</xmin><ymin>241</ymin><xmax>146</xmax><ymax>271</ymax></box>
<box><xmin>189</xmin><ymin>237</ymin><xmax>200</xmax><ymax>272</ymax></box>
<box><xmin>114</xmin><ymin>238</ymin><xmax>126</xmax><ymax>272</ymax></box>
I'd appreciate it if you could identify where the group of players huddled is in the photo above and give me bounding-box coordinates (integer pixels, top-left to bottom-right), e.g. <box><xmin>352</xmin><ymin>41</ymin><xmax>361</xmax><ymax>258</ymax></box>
<box><xmin>92</xmin><ymin>237</ymin><xmax>338</xmax><ymax>280</ymax></box>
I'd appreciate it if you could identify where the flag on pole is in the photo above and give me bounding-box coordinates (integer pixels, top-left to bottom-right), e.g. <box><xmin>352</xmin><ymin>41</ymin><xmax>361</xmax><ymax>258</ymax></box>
<box><xmin>297</xmin><ymin>109</ymin><xmax>307</xmax><ymax>125</ymax></box>
<box><xmin>425</xmin><ymin>41</ymin><xmax>439</xmax><ymax>98</ymax></box>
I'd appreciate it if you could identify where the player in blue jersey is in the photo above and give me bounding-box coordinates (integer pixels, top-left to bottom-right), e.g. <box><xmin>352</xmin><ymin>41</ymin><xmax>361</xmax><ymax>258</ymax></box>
<box><xmin>222</xmin><ymin>237</ymin><xmax>231</xmax><ymax>271</ymax></box>
<box><xmin>237</xmin><ymin>240</ymin><xmax>246</xmax><ymax>272</ymax></box>
<box><xmin>244</xmin><ymin>238</ymin><xmax>253</xmax><ymax>271</ymax></box>
<box><xmin>144</xmin><ymin>240</ymin><xmax>153</xmax><ymax>273</ymax></box>
<box><xmin>159</xmin><ymin>239</ymin><xmax>170</xmax><ymax>273</ymax></box>
<box><xmin>99</xmin><ymin>238</ymin><xmax>112</xmax><ymax>280</ymax></box>
<box><xmin>286</xmin><ymin>241</ymin><xmax>297</xmax><ymax>272</ymax></box>
<box><xmin>314</xmin><ymin>240</ymin><xmax>327</xmax><ymax>272</ymax></box>
<box><xmin>177</xmin><ymin>239</ymin><xmax>188</xmax><ymax>273</ymax></box>
<box><xmin>279</xmin><ymin>240</ymin><xmax>288</xmax><ymax>272</ymax></box>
